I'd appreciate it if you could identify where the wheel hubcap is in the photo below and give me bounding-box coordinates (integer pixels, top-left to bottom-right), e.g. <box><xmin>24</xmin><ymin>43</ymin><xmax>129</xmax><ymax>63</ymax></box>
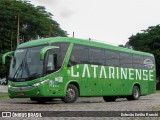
<box><xmin>133</xmin><ymin>89</ymin><xmax>139</xmax><ymax>98</ymax></box>
<box><xmin>66</xmin><ymin>88</ymin><xmax>75</xmax><ymax>100</ymax></box>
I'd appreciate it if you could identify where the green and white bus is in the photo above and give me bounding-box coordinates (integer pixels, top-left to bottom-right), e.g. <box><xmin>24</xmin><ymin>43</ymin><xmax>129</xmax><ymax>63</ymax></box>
<box><xmin>2</xmin><ymin>37</ymin><xmax>156</xmax><ymax>103</ymax></box>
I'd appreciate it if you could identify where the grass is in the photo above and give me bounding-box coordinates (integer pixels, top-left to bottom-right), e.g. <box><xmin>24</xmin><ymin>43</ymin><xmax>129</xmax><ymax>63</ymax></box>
<box><xmin>0</xmin><ymin>93</ymin><xmax>9</xmax><ymax>99</ymax></box>
<box><xmin>156</xmin><ymin>90</ymin><xmax>160</xmax><ymax>93</ymax></box>
<box><xmin>0</xmin><ymin>93</ymin><xmax>29</xmax><ymax>100</ymax></box>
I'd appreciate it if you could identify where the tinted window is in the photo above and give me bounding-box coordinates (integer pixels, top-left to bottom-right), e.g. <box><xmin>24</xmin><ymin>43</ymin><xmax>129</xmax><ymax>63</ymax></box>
<box><xmin>9</xmin><ymin>46</ymin><xmax>45</xmax><ymax>80</ymax></box>
<box><xmin>132</xmin><ymin>54</ymin><xmax>143</xmax><ymax>69</ymax></box>
<box><xmin>89</xmin><ymin>47</ymin><xmax>105</xmax><ymax>65</ymax></box>
<box><xmin>68</xmin><ymin>44</ymin><xmax>89</xmax><ymax>66</ymax></box>
<box><xmin>105</xmin><ymin>50</ymin><xmax>119</xmax><ymax>66</ymax></box>
<box><xmin>53</xmin><ymin>42</ymin><xmax>70</xmax><ymax>61</ymax></box>
<box><xmin>143</xmin><ymin>56</ymin><xmax>155</xmax><ymax>70</ymax></box>
<box><xmin>46</xmin><ymin>42</ymin><xmax>69</xmax><ymax>72</ymax></box>
<box><xmin>120</xmin><ymin>52</ymin><xmax>132</xmax><ymax>68</ymax></box>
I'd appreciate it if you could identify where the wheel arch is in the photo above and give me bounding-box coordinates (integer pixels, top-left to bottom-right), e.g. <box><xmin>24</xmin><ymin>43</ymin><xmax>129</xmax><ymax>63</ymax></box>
<box><xmin>65</xmin><ymin>80</ymin><xmax>80</xmax><ymax>96</ymax></box>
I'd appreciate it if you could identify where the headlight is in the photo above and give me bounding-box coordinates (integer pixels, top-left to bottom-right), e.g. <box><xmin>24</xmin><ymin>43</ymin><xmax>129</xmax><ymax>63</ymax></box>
<box><xmin>32</xmin><ymin>79</ymin><xmax>49</xmax><ymax>87</ymax></box>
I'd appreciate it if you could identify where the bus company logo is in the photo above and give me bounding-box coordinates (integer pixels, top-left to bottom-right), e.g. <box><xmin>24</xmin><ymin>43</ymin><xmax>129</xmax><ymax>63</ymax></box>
<box><xmin>71</xmin><ymin>64</ymin><xmax>154</xmax><ymax>81</ymax></box>
<box><xmin>55</xmin><ymin>77</ymin><xmax>63</xmax><ymax>83</ymax></box>
<box><xmin>49</xmin><ymin>80</ymin><xmax>55</xmax><ymax>86</ymax></box>
<box><xmin>144</xmin><ymin>59</ymin><xmax>154</xmax><ymax>69</ymax></box>
<box><xmin>2</xmin><ymin>112</ymin><xmax>11</xmax><ymax>118</ymax></box>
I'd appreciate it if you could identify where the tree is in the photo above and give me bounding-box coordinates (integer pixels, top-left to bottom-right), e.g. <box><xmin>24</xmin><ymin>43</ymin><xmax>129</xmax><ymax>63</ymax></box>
<box><xmin>0</xmin><ymin>0</ymin><xmax>68</xmax><ymax>78</ymax></box>
<box><xmin>126</xmin><ymin>25</ymin><xmax>160</xmax><ymax>79</ymax></box>
<box><xmin>0</xmin><ymin>0</ymin><xmax>67</xmax><ymax>51</ymax></box>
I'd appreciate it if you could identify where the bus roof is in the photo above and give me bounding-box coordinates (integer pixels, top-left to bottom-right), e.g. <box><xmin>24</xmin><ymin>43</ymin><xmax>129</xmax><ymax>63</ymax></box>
<box><xmin>18</xmin><ymin>37</ymin><xmax>153</xmax><ymax>57</ymax></box>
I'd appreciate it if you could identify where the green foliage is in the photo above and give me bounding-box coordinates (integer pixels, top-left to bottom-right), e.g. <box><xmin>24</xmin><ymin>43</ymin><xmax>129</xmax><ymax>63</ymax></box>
<box><xmin>127</xmin><ymin>25</ymin><xmax>160</xmax><ymax>78</ymax></box>
<box><xmin>0</xmin><ymin>0</ymin><xmax>67</xmax><ymax>78</ymax></box>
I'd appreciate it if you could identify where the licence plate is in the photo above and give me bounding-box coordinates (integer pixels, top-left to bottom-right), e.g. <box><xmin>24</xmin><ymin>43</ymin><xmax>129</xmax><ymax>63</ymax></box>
<box><xmin>18</xmin><ymin>92</ymin><xmax>24</xmax><ymax>96</ymax></box>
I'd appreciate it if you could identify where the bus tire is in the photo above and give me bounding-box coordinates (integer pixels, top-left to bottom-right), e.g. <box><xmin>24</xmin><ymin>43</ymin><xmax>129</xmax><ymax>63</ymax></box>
<box><xmin>61</xmin><ymin>84</ymin><xmax>78</xmax><ymax>103</ymax></box>
<box><xmin>127</xmin><ymin>86</ymin><xmax>140</xmax><ymax>100</ymax></box>
<box><xmin>103</xmin><ymin>96</ymin><xmax>117</xmax><ymax>102</ymax></box>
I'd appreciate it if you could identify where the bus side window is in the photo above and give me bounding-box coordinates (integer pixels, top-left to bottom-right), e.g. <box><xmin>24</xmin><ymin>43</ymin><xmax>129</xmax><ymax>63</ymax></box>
<box><xmin>120</xmin><ymin>52</ymin><xmax>132</xmax><ymax>68</ymax></box>
<box><xmin>46</xmin><ymin>54</ymin><xmax>55</xmax><ymax>72</ymax></box>
<box><xmin>89</xmin><ymin>47</ymin><xmax>105</xmax><ymax>65</ymax></box>
<box><xmin>52</xmin><ymin>42</ymin><xmax>70</xmax><ymax>68</ymax></box>
<box><xmin>68</xmin><ymin>44</ymin><xmax>89</xmax><ymax>67</ymax></box>
<box><xmin>105</xmin><ymin>50</ymin><xmax>119</xmax><ymax>67</ymax></box>
<box><xmin>68</xmin><ymin>55</ymin><xmax>77</xmax><ymax>66</ymax></box>
<box><xmin>132</xmin><ymin>54</ymin><xmax>143</xmax><ymax>69</ymax></box>
<box><xmin>143</xmin><ymin>56</ymin><xmax>155</xmax><ymax>70</ymax></box>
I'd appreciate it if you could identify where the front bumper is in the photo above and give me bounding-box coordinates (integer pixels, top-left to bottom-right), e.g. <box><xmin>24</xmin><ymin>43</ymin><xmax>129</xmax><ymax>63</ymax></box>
<box><xmin>8</xmin><ymin>85</ymin><xmax>45</xmax><ymax>98</ymax></box>
<box><xmin>8</xmin><ymin>82</ymin><xmax>65</xmax><ymax>98</ymax></box>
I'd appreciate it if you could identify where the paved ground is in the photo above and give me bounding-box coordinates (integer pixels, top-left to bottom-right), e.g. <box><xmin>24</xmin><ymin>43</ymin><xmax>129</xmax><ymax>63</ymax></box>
<box><xmin>0</xmin><ymin>92</ymin><xmax>160</xmax><ymax>120</ymax></box>
<box><xmin>0</xmin><ymin>85</ymin><xmax>7</xmax><ymax>93</ymax></box>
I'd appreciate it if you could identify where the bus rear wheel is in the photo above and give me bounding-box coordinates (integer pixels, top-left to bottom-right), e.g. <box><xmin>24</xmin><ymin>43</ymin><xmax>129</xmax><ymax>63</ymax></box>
<box><xmin>61</xmin><ymin>84</ymin><xmax>78</xmax><ymax>103</ymax></box>
<box><xmin>103</xmin><ymin>96</ymin><xmax>117</xmax><ymax>102</ymax></box>
<box><xmin>127</xmin><ymin>86</ymin><xmax>140</xmax><ymax>100</ymax></box>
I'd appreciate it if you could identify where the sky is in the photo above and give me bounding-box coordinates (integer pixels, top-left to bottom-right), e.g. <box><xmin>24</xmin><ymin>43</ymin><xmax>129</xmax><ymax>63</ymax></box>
<box><xmin>29</xmin><ymin>0</ymin><xmax>160</xmax><ymax>45</ymax></box>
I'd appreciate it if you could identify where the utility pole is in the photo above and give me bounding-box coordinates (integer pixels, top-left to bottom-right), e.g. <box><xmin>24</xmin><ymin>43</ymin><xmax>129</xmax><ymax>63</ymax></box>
<box><xmin>72</xmin><ymin>31</ymin><xmax>74</xmax><ymax>38</ymax></box>
<box><xmin>48</xmin><ymin>24</ymin><xmax>51</xmax><ymax>37</ymax></box>
<box><xmin>11</xmin><ymin>32</ymin><xmax>13</xmax><ymax>51</ymax></box>
<box><xmin>17</xmin><ymin>15</ymin><xmax>20</xmax><ymax>46</ymax></box>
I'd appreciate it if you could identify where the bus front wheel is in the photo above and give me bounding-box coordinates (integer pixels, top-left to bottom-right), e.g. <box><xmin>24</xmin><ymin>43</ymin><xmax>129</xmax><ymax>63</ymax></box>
<box><xmin>103</xmin><ymin>96</ymin><xmax>117</xmax><ymax>102</ymax></box>
<box><xmin>61</xmin><ymin>84</ymin><xmax>78</xmax><ymax>103</ymax></box>
<box><xmin>127</xmin><ymin>86</ymin><xmax>140</xmax><ymax>100</ymax></box>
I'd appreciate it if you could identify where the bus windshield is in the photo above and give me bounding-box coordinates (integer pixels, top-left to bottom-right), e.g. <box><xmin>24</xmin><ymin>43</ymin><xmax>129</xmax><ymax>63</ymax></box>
<box><xmin>9</xmin><ymin>46</ymin><xmax>45</xmax><ymax>81</ymax></box>
<box><xmin>9</xmin><ymin>42</ymin><xmax>69</xmax><ymax>82</ymax></box>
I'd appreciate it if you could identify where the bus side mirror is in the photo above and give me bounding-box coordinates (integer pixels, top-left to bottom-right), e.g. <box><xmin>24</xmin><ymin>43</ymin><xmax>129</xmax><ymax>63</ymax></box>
<box><xmin>40</xmin><ymin>46</ymin><xmax>59</xmax><ymax>61</ymax></box>
<box><xmin>2</xmin><ymin>51</ymin><xmax>14</xmax><ymax>64</ymax></box>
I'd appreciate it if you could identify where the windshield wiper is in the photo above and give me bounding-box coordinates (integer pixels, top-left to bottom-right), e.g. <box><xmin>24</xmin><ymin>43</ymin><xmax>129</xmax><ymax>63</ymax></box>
<box><xmin>12</xmin><ymin>60</ymin><xmax>24</xmax><ymax>81</ymax></box>
<box><xmin>27</xmin><ymin>73</ymin><xmax>44</xmax><ymax>80</ymax></box>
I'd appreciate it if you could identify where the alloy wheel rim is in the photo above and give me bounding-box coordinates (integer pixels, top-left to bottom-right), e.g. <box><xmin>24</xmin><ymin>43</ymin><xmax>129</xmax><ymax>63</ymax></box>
<box><xmin>133</xmin><ymin>88</ymin><xmax>139</xmax><ymax>98</ymax></box>
<box><xmin>66</xmin><ymin>88</ymin><xmax>75</xmax><ymax>100</ymax></box>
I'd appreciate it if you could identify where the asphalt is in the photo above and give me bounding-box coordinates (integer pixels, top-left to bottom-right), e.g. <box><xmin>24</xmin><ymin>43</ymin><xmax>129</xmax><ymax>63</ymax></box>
<box><xmin>0</xmin><ymin>85</ymin><xmax>8</xmax><ymax>93</ymax></box>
